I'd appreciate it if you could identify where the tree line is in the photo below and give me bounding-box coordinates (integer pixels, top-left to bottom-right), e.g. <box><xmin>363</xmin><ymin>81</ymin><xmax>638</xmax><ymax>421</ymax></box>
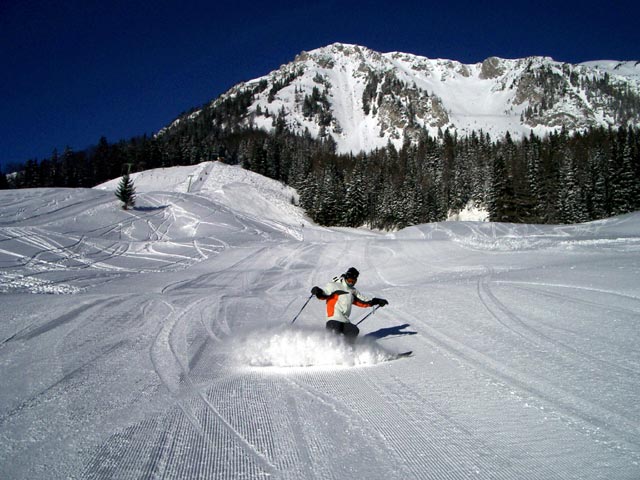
<box><xmin>288</xmin><ymin>126</ymin><xmax>639</xmax><ymax>228</ymax></box>
<box><xmin>2</xmin><ymin>123</ymin><xmax>639</xmax><ymax>229</ymax></box>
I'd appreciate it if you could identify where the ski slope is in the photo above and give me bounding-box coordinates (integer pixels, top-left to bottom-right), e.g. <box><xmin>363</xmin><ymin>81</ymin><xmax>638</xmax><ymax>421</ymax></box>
<box><xmin>1</xmin><ymin>161</ymin><xmax>639</xmax><ymax>479</ymax></box>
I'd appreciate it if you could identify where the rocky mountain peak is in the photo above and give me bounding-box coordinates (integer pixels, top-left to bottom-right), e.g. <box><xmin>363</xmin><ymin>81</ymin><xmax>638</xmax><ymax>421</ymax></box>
<box><xmin>162</xmin><ymin>44</ymin><xmax>640</xmax><ymax>154</ymax></box>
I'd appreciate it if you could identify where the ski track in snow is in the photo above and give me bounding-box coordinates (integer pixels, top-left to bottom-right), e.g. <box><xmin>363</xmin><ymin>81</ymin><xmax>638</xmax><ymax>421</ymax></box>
<box><xmin>1</xmin><ymin>163</ymin><xmax>640</xmax><ymax>479</ymax></box>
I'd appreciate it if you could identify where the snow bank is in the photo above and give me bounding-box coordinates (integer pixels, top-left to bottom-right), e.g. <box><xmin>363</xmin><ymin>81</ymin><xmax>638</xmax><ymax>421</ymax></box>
<box><xmin>95</xmin><ymin>163</ymin><xmax>208</xmax><ymax>193</ymax></box>
<box><xmin>200</xmin><ymin>161</ymin><xmax>308</xmax><ymax>231</ymax></box>
<box><xmin>95</xmin><ymin>161</ymin><xmax>309</xmax><ymax>230</ymax></box>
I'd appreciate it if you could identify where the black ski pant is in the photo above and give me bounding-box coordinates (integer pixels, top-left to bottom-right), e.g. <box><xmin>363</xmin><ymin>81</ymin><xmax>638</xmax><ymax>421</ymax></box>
<box><xmin>326</xmin><ymin>320</ymin><xmax>359</xmax><ymax>343</ymax></box>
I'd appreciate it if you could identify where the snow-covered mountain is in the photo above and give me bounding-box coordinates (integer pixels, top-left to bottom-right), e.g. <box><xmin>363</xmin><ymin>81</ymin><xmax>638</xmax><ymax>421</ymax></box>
<box><xmin>2</xmin><ymin>162</ymin><xmax>640</xmax><ymax>478</ymax></box>
<box><xmin>161</xmin><ymin>43</ymin><xmax>640</xmax><ymax>154</ymax></box>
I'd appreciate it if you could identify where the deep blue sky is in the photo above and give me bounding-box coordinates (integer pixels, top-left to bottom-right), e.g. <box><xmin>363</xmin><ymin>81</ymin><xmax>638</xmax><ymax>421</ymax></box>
<box><xmin>1</xmin><ymin>0</ymin><xmax>639</xmax><ymax>170</ymax></box>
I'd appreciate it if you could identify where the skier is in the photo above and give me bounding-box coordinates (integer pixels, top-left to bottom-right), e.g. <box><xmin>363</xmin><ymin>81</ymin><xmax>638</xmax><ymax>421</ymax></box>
<box><xmin>311</xmin><ymin>267</ymin><xmax>388</xmax><ymax>342</ymax></box>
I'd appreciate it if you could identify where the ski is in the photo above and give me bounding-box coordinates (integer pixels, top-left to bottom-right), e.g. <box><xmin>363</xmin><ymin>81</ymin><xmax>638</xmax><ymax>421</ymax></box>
<box><xmin>388</xmin><ymin>350</ymin><xmax>413</xmax><ymax>360</ymax></box>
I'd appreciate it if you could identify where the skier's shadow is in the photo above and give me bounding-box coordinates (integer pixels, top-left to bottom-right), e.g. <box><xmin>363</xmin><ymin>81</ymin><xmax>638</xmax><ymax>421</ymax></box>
<box><xmin>364</xmin><ymin>323</ymin><xmax>417</xmax><ymax>340</ymax></box>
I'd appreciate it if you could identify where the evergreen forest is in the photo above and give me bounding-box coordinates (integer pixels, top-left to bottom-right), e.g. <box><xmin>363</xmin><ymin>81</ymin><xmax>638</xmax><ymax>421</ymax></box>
<box><xmin>3</xmin><ymin>121</ymin><xmax>639</xmax><ymax>229</ymax></box>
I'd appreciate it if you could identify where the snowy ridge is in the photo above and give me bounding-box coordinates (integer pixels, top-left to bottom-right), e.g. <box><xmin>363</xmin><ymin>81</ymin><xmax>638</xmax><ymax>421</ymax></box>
<box><xmin>165</xmin><ymin>43</ymin><xmax>640</xmax><ymax>154</ymax></box>
<box><xmin>580</xmin><ymin>60</ymin><xmax>640</xmax><ymax>81</ymax></box>
<box><xmin>1</xmin><ymin>163</ymin><xmax>640</xmax><ymax>478</ymax></box>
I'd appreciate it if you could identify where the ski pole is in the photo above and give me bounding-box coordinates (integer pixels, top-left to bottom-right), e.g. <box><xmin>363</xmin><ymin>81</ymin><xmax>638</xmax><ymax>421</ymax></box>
<box><xmin>355</xmin><ymin>305</ymin><xmax>380</xmax><ymax>326</ymax></box>
<box><xmin>290</xmin><ymin>294</ymin><xmax>314</xmax><ymax>324</ymax></box>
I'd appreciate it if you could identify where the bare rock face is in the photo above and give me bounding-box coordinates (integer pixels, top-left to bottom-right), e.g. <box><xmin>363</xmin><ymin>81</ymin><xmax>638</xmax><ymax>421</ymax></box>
<box><xmin>480</xmin><ymin>57</ymin><xmax>506</xmax><ymax>79</ymax></box>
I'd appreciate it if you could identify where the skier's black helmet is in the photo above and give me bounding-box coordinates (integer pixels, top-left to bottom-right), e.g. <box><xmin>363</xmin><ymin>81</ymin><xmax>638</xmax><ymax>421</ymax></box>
<box><xmin>344</xmin><ymin>267</ymin><xmax>359</xmax><ymax>280</ymax></box>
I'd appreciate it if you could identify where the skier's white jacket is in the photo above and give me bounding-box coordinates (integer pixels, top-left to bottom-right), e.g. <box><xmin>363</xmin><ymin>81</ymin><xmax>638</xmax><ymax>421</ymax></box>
<box><xmin>322</xmin><ymin>276</ymin><xmax>372</xmax><ymax>323</ymax></box>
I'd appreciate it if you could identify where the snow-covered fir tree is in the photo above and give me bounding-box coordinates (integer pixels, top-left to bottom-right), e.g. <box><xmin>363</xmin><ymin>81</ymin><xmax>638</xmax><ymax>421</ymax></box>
<box><xmin>115</xmin><ymin>174</ymin><xmax>136</xmax><ymax>210</ymax></box>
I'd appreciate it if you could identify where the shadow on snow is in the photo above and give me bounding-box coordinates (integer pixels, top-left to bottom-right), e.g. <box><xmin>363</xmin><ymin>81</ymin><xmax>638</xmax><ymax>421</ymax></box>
<box><xmin>364</xmin><ymin>323</ymin><xmax>417</xmax><ymax>340</ymax></box>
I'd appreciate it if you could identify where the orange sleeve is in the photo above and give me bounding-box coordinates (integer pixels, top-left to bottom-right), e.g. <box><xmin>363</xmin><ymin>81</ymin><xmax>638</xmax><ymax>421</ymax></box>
<box><xmin>353</xmin><ymin>298</ymin><xmax>370</xmax><ymax>308</ymax></box>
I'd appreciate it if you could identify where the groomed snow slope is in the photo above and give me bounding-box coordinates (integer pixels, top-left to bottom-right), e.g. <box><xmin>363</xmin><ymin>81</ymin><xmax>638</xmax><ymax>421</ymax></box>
<box><xmin>1</xmin><ymin>161</ymin><xmax>639</xmax><ymax>479</ymax></box>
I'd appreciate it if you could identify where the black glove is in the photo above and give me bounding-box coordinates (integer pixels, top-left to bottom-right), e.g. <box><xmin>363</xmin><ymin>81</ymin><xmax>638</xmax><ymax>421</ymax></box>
<box><xmin>370</xmin><ymin>297</ymin><xmax>389</xmax><ymax>307</ymax></box>
<box><xmin>311</xmin><ymin>286</ymin><xmax>324</xmax><ymax>298</ymax></box>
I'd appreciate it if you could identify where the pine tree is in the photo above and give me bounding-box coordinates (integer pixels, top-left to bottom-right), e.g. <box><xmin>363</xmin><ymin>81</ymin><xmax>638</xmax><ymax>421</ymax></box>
<box><xmin>0</xmin><ymin>169</ymin><xmax>8</xmax><ymax>189</ymax></box>
<box><xmin>612</xmin><ymin>142</ymin><xmax>639</xmax><ymax>214</ymax></box>
<box><xmin>93</xmin><ymin>136</ymin><xmax>111</xmax><ymax>184</ymax></box>
<box><xmin>556</xmin><ymin>155</ymin><xmax>587</xmax><ymax>223</ymax></box>
<box><xmin>524</xmin><ymin>133</ymin><xmax>543</xmax><ymax>218</ymax></box>
<box><xmin>115</xmin><ymin>174</ymin><xmax>136</xmax><ymax>210</ymax></box>
<box><xmin>342</xmin><ymin>169</ymin><xmax>368</xmax><ymax>227</ymax></box>
<box><xmin>311</xmin><ymin>167</ymin><xmax>344</xmax><ymax>226</ymax></box>
<box><xmin>488</xmin><ymin>154</ymin><xmax>516</xmax><ymax>222</ymax></box>
<box><xmin>590</xmin><ymin>148</ymin><xmax>609</xmax><ymax>219</ymax></box>
<box><xmin>399</xmin><ymin>176</ymin><xmax>424</xmax><ymax>226</ymax></box>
